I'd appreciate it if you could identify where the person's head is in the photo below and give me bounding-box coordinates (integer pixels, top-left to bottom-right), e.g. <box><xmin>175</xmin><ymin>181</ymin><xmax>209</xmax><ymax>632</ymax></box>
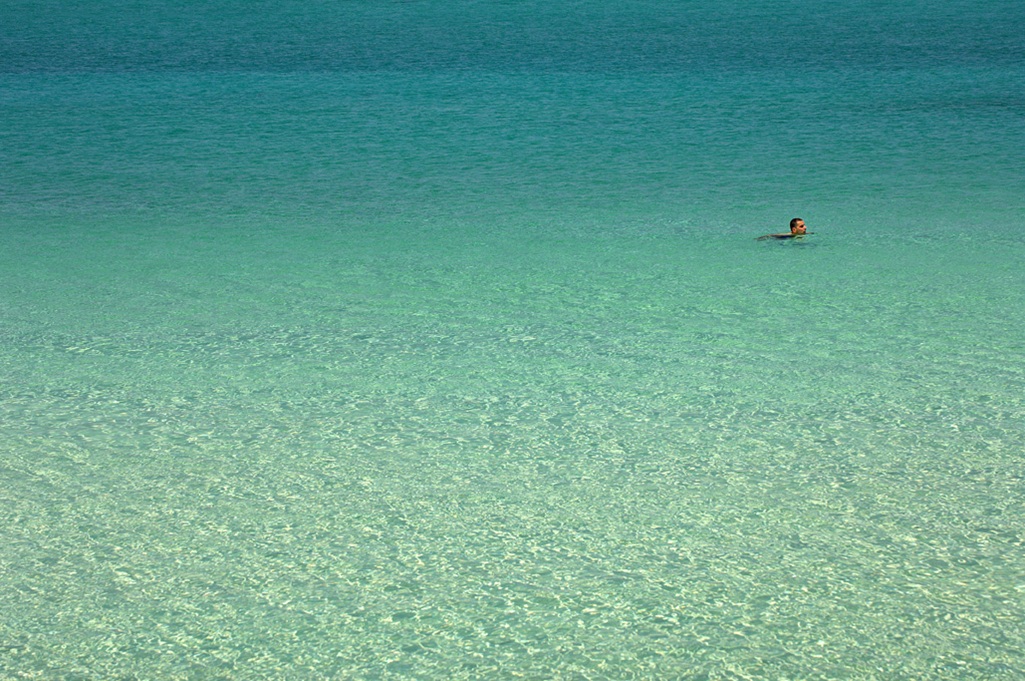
<box><xmin>789</xmin><ymin>217</ymin><xmax>806</xmax><ymax>234</ymax></box>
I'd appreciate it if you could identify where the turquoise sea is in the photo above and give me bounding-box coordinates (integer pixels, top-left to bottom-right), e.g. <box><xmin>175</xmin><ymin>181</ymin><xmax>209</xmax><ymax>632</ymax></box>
<box><xmin>3</xmin><ymin>1</ymin><xmax>1025</xmax><ymax>678</ymax></box>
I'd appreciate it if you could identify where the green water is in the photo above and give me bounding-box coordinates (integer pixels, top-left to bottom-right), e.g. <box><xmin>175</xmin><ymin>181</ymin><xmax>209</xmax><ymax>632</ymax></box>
<box><xmin>2</xmin><ymin>0</ymin><xmax>1025</xmax><ymax>678</ymax></box>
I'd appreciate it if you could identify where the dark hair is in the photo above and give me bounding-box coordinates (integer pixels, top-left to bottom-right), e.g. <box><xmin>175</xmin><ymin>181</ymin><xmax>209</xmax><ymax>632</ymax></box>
<box><xmin>789</xmin><ymin>217</ymin><xmax>803</xmax><ymax>229</ymax></box>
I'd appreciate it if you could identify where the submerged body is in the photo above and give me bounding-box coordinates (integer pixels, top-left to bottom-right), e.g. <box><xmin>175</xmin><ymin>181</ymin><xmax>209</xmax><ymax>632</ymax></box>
<box><xmin>757</xmin><ymin>217</ymin><xmax>811</xmax><ymax>240</ymax></box>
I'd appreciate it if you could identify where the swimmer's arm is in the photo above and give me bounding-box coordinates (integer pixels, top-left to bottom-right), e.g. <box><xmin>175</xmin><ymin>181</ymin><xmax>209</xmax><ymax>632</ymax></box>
<box><xmin>755</xmin><ymin>231</ymin><xmax>816</xmax><ymax>240</ymax></box>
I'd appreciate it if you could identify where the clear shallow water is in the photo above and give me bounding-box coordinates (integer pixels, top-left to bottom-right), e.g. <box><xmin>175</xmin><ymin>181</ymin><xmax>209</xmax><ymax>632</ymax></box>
<box><xmin>3</xmin><ymin>1</ymin><xmax>1025</xmax><ymax>678</ymax></box>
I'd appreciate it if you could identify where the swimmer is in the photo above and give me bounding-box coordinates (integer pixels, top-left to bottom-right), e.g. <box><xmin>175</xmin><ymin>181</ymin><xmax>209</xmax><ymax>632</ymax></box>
<box><xmin>757</xmin><ymin>218</ymin><xmax>812</xmax><ymax>240</ymax></box>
